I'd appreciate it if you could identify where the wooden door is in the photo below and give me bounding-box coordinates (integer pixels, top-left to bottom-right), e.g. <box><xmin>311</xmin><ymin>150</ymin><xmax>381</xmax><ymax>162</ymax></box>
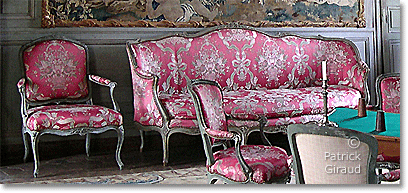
<box><xmin>380</xmin><ymin>0</ymin><xmax>401</xmax><ymax>73</ymax></box>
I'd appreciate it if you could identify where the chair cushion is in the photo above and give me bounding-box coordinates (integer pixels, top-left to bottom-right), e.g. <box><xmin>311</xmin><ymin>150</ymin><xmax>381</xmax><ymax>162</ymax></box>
<box><xmin>160</xmin><ymin>85</ymin><xmax>360</xmax><ymax>120</ymax></box>
<box><xmin>26</xmin><ymin>104</ymin><xmax>122</xmax><ymax>131</ymax></box>
<box><xmin>208</xmin><ymin>145</ymin><xmax>290</xmax><ymax>183</ymax></box>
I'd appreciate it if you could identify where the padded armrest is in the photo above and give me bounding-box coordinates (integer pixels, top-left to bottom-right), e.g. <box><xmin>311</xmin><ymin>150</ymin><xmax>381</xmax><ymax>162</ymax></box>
<box><xmin>89</xmin><ymin>75</ymin><xmax>113</xmax><ymax>86</ymax></box>
<box><xmin>205</xmin><ymin>128</ymin><xmax>234</xmax><ymax>139</ymax></box>
<box><xmin>17</xmin><ymin>78</ymin><xmax>26</xmax><ymax>89</ymax></box>
<box><xmin>88</xmin><ymin>74</ymin><xmax>120</xmax><ymax>111</ymax></box>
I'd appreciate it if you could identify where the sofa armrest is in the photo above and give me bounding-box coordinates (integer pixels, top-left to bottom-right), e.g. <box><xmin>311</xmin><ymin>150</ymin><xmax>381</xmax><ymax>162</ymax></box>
<box><xmin>130</xmin><ymin>68</ymin><xmax>165</xmax><ymax>127</ymax></box>
<box><xmin>88</xmin><ymin>74</ymin><xmax>120</xmax><ymax>112</ymax></box>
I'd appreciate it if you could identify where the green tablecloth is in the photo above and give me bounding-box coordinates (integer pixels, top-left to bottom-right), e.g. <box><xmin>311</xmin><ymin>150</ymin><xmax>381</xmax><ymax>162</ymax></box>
<box><xmin>328</xmin><ymin>108</ymin><xmax>400</xmax><ymax>138</ymax></box>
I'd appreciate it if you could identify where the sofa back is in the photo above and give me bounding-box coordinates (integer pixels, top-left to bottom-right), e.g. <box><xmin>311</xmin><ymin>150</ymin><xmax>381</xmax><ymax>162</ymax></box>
<box><xmin>128</xmin><ymin>26</ymin><xmax>368</xmax><ymax>96</ymax></box>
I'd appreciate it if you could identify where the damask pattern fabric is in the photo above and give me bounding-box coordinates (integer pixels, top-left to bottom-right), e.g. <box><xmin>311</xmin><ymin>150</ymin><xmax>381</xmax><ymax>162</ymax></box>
<box><xmin>160</xmin><ymin>85</ymin><xmax>360</xmax><ymax>121</ymax></box>
<box><xmin>129</xmin><ymin>28</ymin><xmax>367</xmax><ymax>128</ymax></box>
<box><xmin>26</xmin><ymin>104</ymin><xmax>123</xmax><ymax>131</ymax></box>
<box><xmin>382</xmin><ymin>169</ymin><xmax>400</xmax><ymax>182</ymax></box>
<box><xmin>23</xmin><ymin>40</ymin><xmax>88</xmax><ymax>101</ymax></box>
<box><xmin>380</xmin><ymin>77</ymin><xmax>400</xmax><ymax>113</ymax></box>
<box><xmin>192</xmin><ymin>83</ymin><xmax>233</xmax><ymax>139</ymax></box>
<box><xmin>208</xmin><ymin>145</ymin><xmax>290</xmax><ymax>183</ymax></box>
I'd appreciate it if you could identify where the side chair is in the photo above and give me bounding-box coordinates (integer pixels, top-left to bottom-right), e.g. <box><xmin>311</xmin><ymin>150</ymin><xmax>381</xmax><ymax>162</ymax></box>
<box><xmin>287</xmin><ymin>123</ymin><xmax>399</xmax><ymax>184</ymax></box>
<box><xmin>187</xmin><ymin>79</ymin><xmax>291</xmax><ymax>184</ymax></box>
<box><xmin>17</xmin><ymin>35</ymin><xmax>124</xmax><ymax>177</ymax></box>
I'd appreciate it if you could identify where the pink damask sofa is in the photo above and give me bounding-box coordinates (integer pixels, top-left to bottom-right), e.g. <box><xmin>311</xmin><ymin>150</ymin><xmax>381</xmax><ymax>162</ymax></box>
<box><xmin>126</xmin><ymin>25</ymin><xmax>369</xmax><ymax>165</ymax></box>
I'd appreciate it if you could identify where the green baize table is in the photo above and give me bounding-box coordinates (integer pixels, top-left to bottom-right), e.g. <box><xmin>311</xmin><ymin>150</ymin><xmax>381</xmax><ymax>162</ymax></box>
<box><xmin>328</xmin><ymin>107</ymin><xmax>400</xmax><ymax>156</ymax></box>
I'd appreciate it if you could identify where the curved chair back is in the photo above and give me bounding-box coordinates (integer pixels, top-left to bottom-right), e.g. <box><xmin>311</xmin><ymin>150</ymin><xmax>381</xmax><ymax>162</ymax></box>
<box><xmin>375</xmin><ymin>73</ymin><xmax>400</xmax><ymax>113</ymax></box>
<box><xmin>187</xmin><ymin>79</ymin><xmax>229</xmax><ymax>165</ymax></box>
<box><xmin>287</xmin><ymin>124</ymin><xmax>378</xmax><ymax>184</ymax></box>
<box><xmin>20</xmin><ymin>35</ymin><xmax>91</xmax><ymax>106</ymax></box>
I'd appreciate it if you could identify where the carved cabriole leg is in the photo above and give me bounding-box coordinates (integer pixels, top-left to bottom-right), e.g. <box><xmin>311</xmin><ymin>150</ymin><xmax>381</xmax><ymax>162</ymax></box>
<box><xmin>161</xmin><ymin>131</ymin><xmax>170</xmax><ymax>166</ymax></box>
<box><xmin>22</xmin><ymin>129</ymin><xmax>30</xmax><ymax>163</ymax></box>
<box><xmin>85</xmin><ymin>133</ymin><xmax>91</xmax><ymax>157</ymax></box>
<box><xmin>139</xmin><ymin>130</ymin><xmax>144</xmax><ymax>153</ymax></box>
<box><xmin>30</xmin><ymin>132</ymin><xmax>40</xmax><ymax>178</ymax></box>
<box><xmin>115</xmin><ymin>125</ymin><xmax>124</xmax><ymax>170</ymax></box>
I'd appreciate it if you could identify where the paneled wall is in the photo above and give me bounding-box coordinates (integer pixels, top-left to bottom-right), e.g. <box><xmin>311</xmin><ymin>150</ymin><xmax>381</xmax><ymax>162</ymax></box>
<box><xmin>1</xmin><ymin>0</ymin><xmax>383</xmax><ymax>165</ymax></box>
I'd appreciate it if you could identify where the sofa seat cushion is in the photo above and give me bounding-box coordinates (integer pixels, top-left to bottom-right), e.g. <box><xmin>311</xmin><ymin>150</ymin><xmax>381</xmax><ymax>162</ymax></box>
<box><xmin>160</xmin><ymin>85</ymin><xmax>361</xmax><ymax>122</ymax></box>
<box><xmin>26</xmin><ymin>104</ymin><xmax>123</xmax><ymax>131</ymax></box>
<box><xmin>223</xmin><ymin>85</ymin><xmax>361</xmax><ymax>120</ymax></box>
<box><xmin>159</xmin><ymin>93</ymin><xmax>197</xmax><ymax>120</ymax></box>
<box><xmin>208</xmin><ymin>145</ymin><xmax>290</xmax><ymax>183</ymax></box>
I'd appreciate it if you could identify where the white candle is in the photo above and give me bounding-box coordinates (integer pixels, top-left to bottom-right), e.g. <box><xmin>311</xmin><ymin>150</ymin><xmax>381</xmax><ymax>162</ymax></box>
<box><xmin>322</xmin><ymin>61</ymin><xmax>327</xmax><ymax>81</ymax></box>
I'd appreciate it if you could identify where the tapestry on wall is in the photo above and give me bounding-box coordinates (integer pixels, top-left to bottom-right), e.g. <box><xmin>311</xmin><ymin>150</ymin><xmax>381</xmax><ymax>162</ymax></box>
<box><xmin>41</xmin><ymin>0</ymin><xmax>365</xmax><ymax>28</ymax></box>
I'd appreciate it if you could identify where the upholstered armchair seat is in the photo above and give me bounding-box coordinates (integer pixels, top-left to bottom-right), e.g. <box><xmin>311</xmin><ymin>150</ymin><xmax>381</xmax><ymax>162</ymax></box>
<box><xmin>208</xmin><ymin>145</ymin><xmax>290</xmax><ymax>184</ymax></box>
<box><xmin>26</xmin><ymin>104</ymin><xmax>123</xmax><ymax>131</ymax></box>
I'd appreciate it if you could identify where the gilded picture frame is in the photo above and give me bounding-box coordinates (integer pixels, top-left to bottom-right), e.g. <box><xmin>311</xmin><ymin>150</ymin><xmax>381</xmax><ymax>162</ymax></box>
<box><xmin>41</xmin><ymin>0</ymin><xmax>366</xmax><ymax>28</ymax></box>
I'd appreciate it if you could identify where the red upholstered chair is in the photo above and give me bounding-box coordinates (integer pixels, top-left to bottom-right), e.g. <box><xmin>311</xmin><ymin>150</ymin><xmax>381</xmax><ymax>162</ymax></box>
<box><xmin>17</xmin><ymin>36</ymin><xmax>124</xmax><ymax>177</ymax></box>
<box><xmin>375</xmin><ymin>73</ymin><xmax>400</xmax><ymax>113</ymax></box>
<box><xmin>187</xmin><ymin>79</ymin><xmax>291</xmax><ymax>184</ymax></box>
<box><xmin>374</xmin><ymin>73</ymin><xmax>400</xmax><ymax>178</ymax></box>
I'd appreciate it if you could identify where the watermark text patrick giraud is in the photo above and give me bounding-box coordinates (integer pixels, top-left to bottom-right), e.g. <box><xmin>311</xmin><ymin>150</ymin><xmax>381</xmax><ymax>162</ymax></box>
<box><xmin>324</xmin><ymin>136</ymin><xmax>362</xmax><ymax>174</ymax></box>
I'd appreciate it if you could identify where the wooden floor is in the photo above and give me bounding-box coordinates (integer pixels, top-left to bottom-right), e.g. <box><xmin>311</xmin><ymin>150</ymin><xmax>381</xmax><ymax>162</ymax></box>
<box><xmin>0</xmin><ymin>132</ymin><xmax>290</xmax><ymax>184</ymax></box>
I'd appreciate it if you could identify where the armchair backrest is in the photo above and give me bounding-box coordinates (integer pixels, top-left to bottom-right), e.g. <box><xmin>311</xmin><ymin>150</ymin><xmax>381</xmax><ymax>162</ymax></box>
<box><xmin>187</xmin><ymin>79</ymin><xmax>231</xmax><ymax>166</ymax></box>
<box><xmin>187</xmin><ymin>79</ymin><xmax>228</xmax><ymax>135</ymax></box>
<box><xmin>376</xmin><ymin>73</ymin><xmax>400</xmax><ymax>113</ymax></box>
<box><xmin>287</xmin><ymin>124</ymin><xmax>378</xmax><ymax>184</ymax></box>
<box><xmin>20</xmin><ymin>35</ymin><xmax>90</xmax><ymax>105</ymax></box>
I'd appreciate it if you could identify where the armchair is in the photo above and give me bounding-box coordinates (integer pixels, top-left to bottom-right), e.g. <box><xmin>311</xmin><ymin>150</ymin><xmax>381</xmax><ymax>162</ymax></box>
<box><xmin>18</xmin><ymin>35</ymin><xmax>124</xmax><ymax>177</ymax></box>
<box><xmin>287</xmin><ymin>123</ymin><xmax>398</xmax><ymax>184</ymax></box>
<box><xmin>187</xmin><ymin>79</ymin><xmax>290</xmax><ymax>184</ymax></box>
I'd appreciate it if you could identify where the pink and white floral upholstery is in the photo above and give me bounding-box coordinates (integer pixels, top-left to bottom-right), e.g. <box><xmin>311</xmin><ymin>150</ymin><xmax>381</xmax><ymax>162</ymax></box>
<box><xmin>188</xmin><ymin>79</ymin><xmax>290</xmax><ymax>184</ymax></box>
<box><xmin>18</xmin><ymin>36</ymin><xmax>124</xmax><ymax>177</ymax></box>
<box><xmin>376</xmin><ymin>73</ymin><xmax>400</xmax><ymax>113</ymax></box>
<box><xmin>23</xmin><ymin>39</ymin><xmax>88</xmax><ymax>102</ymax></box>
<box><xmin>127</xmin><ymin>25</ymin><xmax>369</xmax><ymax>165</ymax></box>
<box><xmin>26</xmin><ymin>104</ymin><xmax>123</xmax><ymax>131</ymax></box>
<box><xmin>209</xmin><ymin>145</ymin><xmax>290</xmax><ymax>183</ymax></box>
<box><xmin>381</xmin><ymin>169</ymin><xmax>400</xmax><ymax>182</ymax></box>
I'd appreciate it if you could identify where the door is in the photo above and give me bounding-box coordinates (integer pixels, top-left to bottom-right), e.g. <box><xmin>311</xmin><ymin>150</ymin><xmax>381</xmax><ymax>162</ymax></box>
<box><xmin>380</xmin><ymin>0</ymin><xmax>401</xmax><ymax>73</ymax></box>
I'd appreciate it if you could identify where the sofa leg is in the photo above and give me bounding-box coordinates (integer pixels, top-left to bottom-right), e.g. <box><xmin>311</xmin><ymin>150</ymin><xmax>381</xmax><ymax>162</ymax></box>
<box><xmin>161</xmin><ymin>132</ymin><xmax>170</xmax><ymax>166</ymax></box>
<box><xmin>139</xmin><ymin>130</ymin><xmax>144</xmax><ymax>153</ymax></box>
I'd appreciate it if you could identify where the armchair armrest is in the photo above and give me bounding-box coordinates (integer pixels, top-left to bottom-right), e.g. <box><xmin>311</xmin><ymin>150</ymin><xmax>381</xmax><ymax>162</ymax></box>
<box><xmin>232</xmin><ymin>133</ymin><xmax>253</xmax><ymax>182</ymax></box>
<box><xmin>16</xmin><ymin>78</ymin><xmax>28</xmax><ymax>122</ymax></box>
<box><xmin>88</xmin><ymin>75</ymin><xmax>120</xmax><ymax>112</ymax></box>
<box><xmin>89</xmin><ymin>75</ymin><xmax>112</xmax><ymax>86</ymax></box>
<box><xmin>17</xmin><ymin>78</ymin><xmax>26</xmax><ymax>90</ymax></box>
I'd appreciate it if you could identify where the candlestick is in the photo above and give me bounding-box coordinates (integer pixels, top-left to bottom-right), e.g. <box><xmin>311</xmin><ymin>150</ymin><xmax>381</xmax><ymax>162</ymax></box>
<box><xmin>322</xmin><ymin>61</ymin><xmax>327</xmax><ymax>81</ymax></box>
<box><xmin>318</xmin><ymin>77</ymin><xmax>338</xmax><ymax>127</ymax></box>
